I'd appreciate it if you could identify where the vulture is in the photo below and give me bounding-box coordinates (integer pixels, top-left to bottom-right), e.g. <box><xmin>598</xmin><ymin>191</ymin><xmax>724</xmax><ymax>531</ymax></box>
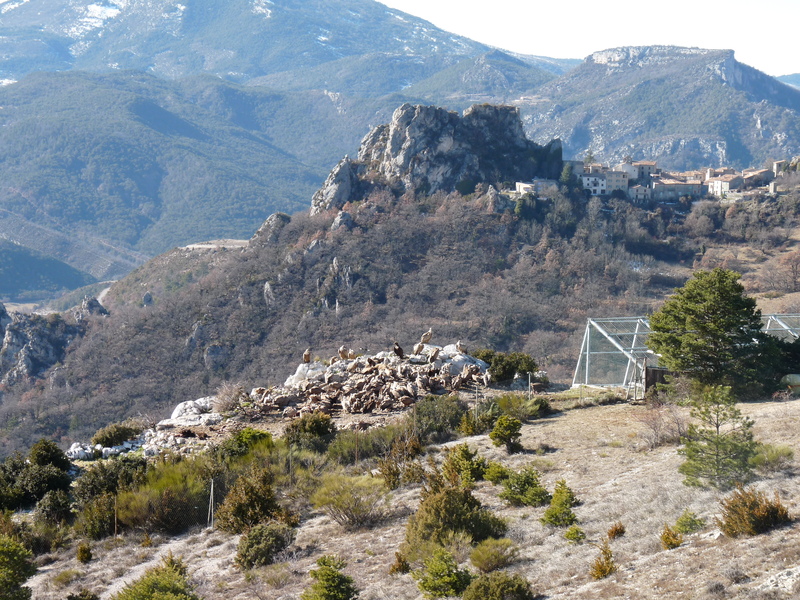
<box><xmin>420</xmin><ymin>328</ymin><xmax>433</xmax><ymax>344</ymax></box>
<box><xmin>428</xmin><ymin>347</ymin><xmax>440</xmax><ymax>363</ymax></box>
<box><xmin>393</xmin><ymin>341</ymin><xmax>405</xmax><ymax>359</ymax></box>
<box><xmin>456</xmin><ymin>340</ymin><xmax>465</xmax><ymax>353</ymax></box>
<box><xmin>413</xmin><ymin>342</ymin><xmax>424</xmax><ymax>356</ymax></box>
<box><xmin>302</xmin><ymin>348</ymin><xmax>311</xmax><ymax>363</ymax></box>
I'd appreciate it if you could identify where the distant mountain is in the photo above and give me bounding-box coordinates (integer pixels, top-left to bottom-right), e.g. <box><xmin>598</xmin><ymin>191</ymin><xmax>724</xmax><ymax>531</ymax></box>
<box><xmin>0</xmin><ymin>240</ymin><xmax>95</xmax><ymax>301</ymax></box>
<box><xmin>778</xmin><ymin>74</ymin><xmax>800</xmax><ymax>89</ymax></box>
<box><xmin>0</xmin><ymin>0</ymin><xmax>487</xmax><ymax>82</ymax></box>
<box><xmin>520</xmin><ymin>46</ymin><xmax>800</xmax><ymax>169</ymax></box>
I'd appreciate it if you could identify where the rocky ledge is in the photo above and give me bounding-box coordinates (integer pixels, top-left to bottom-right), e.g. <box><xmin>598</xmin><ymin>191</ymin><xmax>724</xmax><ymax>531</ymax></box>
<box><xmin>66</xmin><ymin>341</ymin><xmax>489</xmax><ymax>461</ymax></box>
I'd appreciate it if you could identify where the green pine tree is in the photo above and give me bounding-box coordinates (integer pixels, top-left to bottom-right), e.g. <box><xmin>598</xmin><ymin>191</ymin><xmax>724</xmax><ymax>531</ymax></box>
<box><xmin>679</xmin><ymin>386</ymin><xmax>757</xmax><ymax>489</ymax></box>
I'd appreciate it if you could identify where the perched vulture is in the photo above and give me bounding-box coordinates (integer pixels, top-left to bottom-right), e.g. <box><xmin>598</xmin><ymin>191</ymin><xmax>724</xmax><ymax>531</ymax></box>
<box><xmin>393</xmin><ymin>341</ymin><xmax>405</xmax><ymax>359</ymax></box>
<box><xmin>302</xmin><ymin>348</ymin><xmax>311</xmax><ymax>363</ymax></box>
<box><xmin>456</xmin><ymin>340</ymin><xmax>465</xmax><ymax>353</ymax></box>
<box><xmin>420</xmin><ymin>328</ymin><xmax>433</xmax><ymax>344</ymax></box>
<box><xmin>413</xmin><ymin>342</ymin><xmax>424</xmax><ymax>356</ymax></box>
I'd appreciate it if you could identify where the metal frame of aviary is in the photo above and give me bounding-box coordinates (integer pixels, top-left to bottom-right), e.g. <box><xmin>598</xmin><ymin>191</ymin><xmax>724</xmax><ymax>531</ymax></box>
<box><xmin>572</xmin><ymin>314</ymin><xmax>800</xmax><ymax>395</ymax></box>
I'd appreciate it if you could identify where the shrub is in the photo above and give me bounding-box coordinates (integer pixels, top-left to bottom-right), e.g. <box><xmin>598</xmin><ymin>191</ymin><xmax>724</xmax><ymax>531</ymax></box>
<box><xmin>717</xmin><ymin>486</ymin><xmax>791</xmax><ymax>537</ymax></box>
<box><xmin>35</xmin><ymin>489</ymin><xmax>72</xmax><ymax>525</ymax></box>
<box><xmin>483</xmin><ymin>461</ymin><xmax>511</xmax><ymax>484</ymax></box>
<box><xmin>67</xmin><ymin>591</ymin><xmax>100</xmax><ymax>600</ymax></box>
<box><xmin>458</xmin><ymin>401</ymin><xmax>502</xmax><ymax>436</ymax></box>
<box><xmin>589</xmin><ymin>539</ymin><xmax>617</xmax><ymax>580</ymax></box>
<box><xmin>215</xmin><ymin>465</ymin><xmax>281</xmax><ymax>534</ymax></box>
<box><xmin>117</xmin><ymin>459</ymin><xmax>208</xmax><ymax>535</ymax></box>
<box><xmin>111</xmin><ymin>554</ymin><xmax>201</xmax><ymax>600</ymax></box>
<box><xmin>749</xmin><ymin>443</ymin><xmax>794</xmax><ymax>474</ymax></box>
<box><xmin>215</xmin><ymin>427</ymin><xmax>274</xmax><ymax>462</ymax></box>
<box><xmin>15</xmin><ymin>464</ymin><xmax>71</xmax><ymax>506</ymax></box>
<box><xmin>404</xmin><ymin>487</ymin><xmax>507</xmax><ymax>560</ymax></box>
<box><xmin>540</xmin><ymin>480</ymin><xmax>578</xmax><ymax>527</ymax></box>
<box><xmin>376</xmin><ymin>435</ymin><xmax>422</xmax><ymax>490</ymax></box>
<box><xmin>77</xmin><ymin>540</ymin><xmax>92</xmax><ymax>564</ymax></box>
<box><xmin>91</xmin><ymin>421</ymin><xmax>144</xmax><ymax>449</ymax></box>
<box><xmin>674</xmin><ymin>509</ymin><xmax>706</xmax><ymax>534</ymax></box>
<box><xmin>75</xmin><ymin>493</ymin><xmax>116</xmax><ymax>540</ymax></box>
<box><xmin>489</xmin><ymin>415</ymin><xmax>522</xmax><ymax>453</ymax></box>
<box><xmin>660</xmin><ymin>524</ymin><xmax>683</xmax><ymax>550</ymax></box>
<box><xmin>495</xmin><ymin>393</ymin><xmax>551</xmax><ymax>422</ymax></box>
<box><xmin>236</xmin><ymin>521</ymin><xmax>296</xmax><ymax>570</ymax></box>
<box><xmin>410</xmin><ymin>395</ymin><xmax>467</xmax><ymax>444</ymax></box>
<box><xmin>413</xmin><ymin>548</ymin><xmax>473</xmax><ymax>598</ymax></box>
<box><xmin>462</xmin><ymin>571</ymin><xmax>536</xmax><ymax>600</ymax></box>
<box><xmin>28</xmin><ymin>439</ymin><xmax>71</xmax><ymax>472</ymax></box>
<box><xmin>499</xmin><ymin>466</ymin><xmax>551</xmax><ymax>507</ymax></box>
<box><xmin>470</xmin><ymin>538</ymin><xmax>518</xmax><ymax>572</ymax></box>
<box><xmin>214</xmin><ymin>381</ymin><xmax>248</xmax><ymax>413</ymax></box>
<box><xmin>0</xmin><ymin>534</ymin><xmax>37</xmax><ymax>600</ymax></box>
<box><xmin>388</xmin><ymin>552</ymin><xmax>410</xmax><ymax>575</ymax></box>
<box><xmin>472</xmin><ymin>350</ymin><xmax>538</xmax><ymax>383</ymax></box>
<box><xmin>72</xmin><ymin>455</ymin><xmax>148</xmax><ymax>507</ymax></box>
<box><xmin>327</xmin><ymin>424</ymin><xmax>406</xmax><ymax>465</ymax></box>
<box><xmin>284</xmin><ymin>412</ymin><xmax>338</xmax><ymax>453</ymax></box>
<box><xmin>310</xmin><ymin>474</ymin><xmax>388</xmax><ymax>529</ymax></box>
<box><xmin>300</xmin><ymin>555</ymin><xmax>359</xmax><ymax>600</ymax></box>
<box><xmin>442</xmin><ymin>444</ymin><xmax>487</xmax><ymax>485</ymax></box>
<box><xmin>565</xmin><ymin>525</ymin><xmax>586</xmax><ymax>544</ymax></box>
<box><xmin>607</xmin><ymin>521</ymin><xmax>626</xmax><ymax>539</ymax></box>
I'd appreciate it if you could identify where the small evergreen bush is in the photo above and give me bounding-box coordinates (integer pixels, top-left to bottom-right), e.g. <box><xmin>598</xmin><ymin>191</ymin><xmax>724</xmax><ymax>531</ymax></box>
<box><xmin>413</xmin><ymin>548</ymin><xmax>473</xmax><ymax>599</ymax></box>
<box><xmin>66</xmin><ymin>590</ymin><xmax>100</xmax><ymax>600</ymax></box>
<box><xmin>462</xmin><ymin>571</ymin><xmax>536</xmax><ymax>600</ymax></box>
<box><xmin>660</xmin><ymin>524</ymin><xmax>683</xmax><ymax>550</ymax></box>
<box><xmin>77</xmin><ymin>540</ymin><xmax>92</xmax><ymax>563</ymax></box>
<box><xmin>589</xmin><ymin>539</ymin><xmax>617</xmax><ymax>580</ymax></box>
<box><xmin>442</xmin><ymin>444</ymin><xmax>487</xmax><ymax>485</ymax></box>
<box><xmin>540</xmin><ymin>480</ymin><xmax>578</xmax><ymax>527</ymax></box>
<box><xmin>483</xmin><ymin>461</ymin><xmax>511</xmax><ymax>485</ymax></box>
<box><xmin>409</xmin><ymin>395</ymin><xmax>467</xmax><ymax>444</ymax></box>
<box><xmin>469</xmin><ymin>537</ymin><xmax>518</xmax><ymax>572</ymax></box>
<box><xmin>300</xmin><ymin>555</ymin><xmax>359</xmax><ymax>600</ymax></box>
<box><xmin>717</xmin><ymin>486</ymin><xmax>791</xmax><ymax>537</ymax></box>
<box><xmin>311</xmin><ymin>474</ymin><xmax>388</xmax><ymax>530</ymax></box>
<box><xmin>35</xmin><ymin>489</ymin><xmax>72</xmax><ymax>525</ymax></box>
<box><xmin>607</xmin><ymin>521</ymin><xmax>626</xmax><ymax>539</ymax></box>
<box><xmin>489</xmin><ymin>415</ymin><xmax>522</xmax><ymax>453</ymax></box>
<box><xmin>0</xmin><ymin>534</ymin><xmax>36</xmax><ymax>600</ymax></box>
<box><xmin>215</xmin><ymin>427</ymin><xmax>273</xmax><ymax>462</ymax></box>
<box><xmin>236</xmin><ymin>521</ymin><xmax>295</xmax><ymax>570</ymax></box>
<box><xmin>215</xmin><ymin>465</ymin><xmax>281</xmax><ymax>534</ymax></box>
<box><xmin>284</xmin><ymin>412</ymin><xmax>338</xmax><ymax>453</ymax></box>
<box><xmin>28</xmin><ymin>439</ymin><xmax>71</xmax><ymax>472</ymax></box>
<box><xmin>91</xmin><ymin>421</ymin><xmax>144</xmax><ymax>449</ymax></box>
<box><xmin>404</xmin><ymin>486</ymin><xmax>506</xmax><ymax>560</ymax></box>
<box><xmin>111</xmin><ymin>554</ymin><xmax>201</xmax><ymax>600</ymax></box>
<box><xmin>674</xmin><ymin>509</ymin><xmax>706</xmax><ymax>534</ymax></box>
<box><xmin>564</xmin><ymin>525</ymin><xmax>586</xmax><ymax>544</ymax></box>
<box><xmin>499</xmin><ymin>466</ymin><xmax>551</xmax><ymax>507</ymax></box>
<box><xmin>388</xmin><ymin>552</ymin><xmax>410</xmax><ymax>575</ymax></box>
<box><xmin>75</xmin><ymin>493</ymin><xmax>116</xmax><ymax>540</ymax></box>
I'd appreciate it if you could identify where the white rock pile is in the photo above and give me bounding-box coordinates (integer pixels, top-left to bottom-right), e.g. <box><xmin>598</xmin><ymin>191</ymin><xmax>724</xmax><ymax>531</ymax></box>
<box><xmin>252</xmin><ymin>343</ymin><xmax>489</xmax><ymax>418</ymax></box>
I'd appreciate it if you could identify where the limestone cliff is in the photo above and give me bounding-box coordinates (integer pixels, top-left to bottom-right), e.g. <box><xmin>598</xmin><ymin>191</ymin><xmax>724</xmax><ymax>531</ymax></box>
<box><xmin>311</xmin><ymin>103</ymin><xmax>562</xmax><ymax>214</ymax></box>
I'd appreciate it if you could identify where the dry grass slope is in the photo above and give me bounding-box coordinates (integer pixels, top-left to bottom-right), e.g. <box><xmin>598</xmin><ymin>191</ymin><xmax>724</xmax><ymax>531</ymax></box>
<box><xmin>26</xmin><ymin>397</ymin><xmax>800</xmax><ymax>600</ymax></box>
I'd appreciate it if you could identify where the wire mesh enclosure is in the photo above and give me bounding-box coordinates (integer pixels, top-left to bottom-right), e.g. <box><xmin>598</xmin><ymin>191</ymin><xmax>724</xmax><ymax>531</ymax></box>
<box><xmin>573</xmin><ymin>314</ymin><xmax>800</xmax><ymax>394</ymax></box>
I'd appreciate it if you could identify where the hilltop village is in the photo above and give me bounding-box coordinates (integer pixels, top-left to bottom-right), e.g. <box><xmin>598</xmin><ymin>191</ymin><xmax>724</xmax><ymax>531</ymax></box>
<box><xmin>516</xmin><ymin>157</ymin><xmax>798</xmax><ymax>203</ymax></box>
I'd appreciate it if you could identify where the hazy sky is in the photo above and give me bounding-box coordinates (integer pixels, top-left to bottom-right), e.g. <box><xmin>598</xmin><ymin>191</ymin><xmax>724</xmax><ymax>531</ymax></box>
<box><xmin>380</xmin><ymin>0</ymin><xmax>799</xmax><ymax>77</ymax></box>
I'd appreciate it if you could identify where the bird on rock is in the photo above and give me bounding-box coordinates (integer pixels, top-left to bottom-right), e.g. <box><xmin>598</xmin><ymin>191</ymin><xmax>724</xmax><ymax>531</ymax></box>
<box><xmin>302</xmin><ymin>348</ymin><xmax>311</xmax><ymax>363</ymax></box>
<box><xmin>456</xmin><ymin>340</ymin><xmax>465</xmax><ymax>353</ymax></box>
<box><xmin>420</xmin><ymin>328</ymin><xmax>433</xmax><ymax>344</ymax></box>
<box><xmin>393</xmin><ymin>341</ymin><xmax>405</xmax><ymax>359</ymax></box>
<box><xmin>413</xmin><ymin>342</ymin><xmax>424</xmax><ymax>355</ymax></box>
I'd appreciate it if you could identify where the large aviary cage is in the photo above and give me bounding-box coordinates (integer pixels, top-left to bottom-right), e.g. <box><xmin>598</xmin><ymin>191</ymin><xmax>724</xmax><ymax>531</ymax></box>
<box><xmin>573</xmin><ymin>315</ymin><xmax>800</xmax><ymax>396</ymax></box>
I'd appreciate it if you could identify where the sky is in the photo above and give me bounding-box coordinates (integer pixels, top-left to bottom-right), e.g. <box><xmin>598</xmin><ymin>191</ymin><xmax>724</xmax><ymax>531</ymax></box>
<box><xmin>380</xmin><ymin>0</ymin><xmax>799</xmax><ymax>77</ymax></box>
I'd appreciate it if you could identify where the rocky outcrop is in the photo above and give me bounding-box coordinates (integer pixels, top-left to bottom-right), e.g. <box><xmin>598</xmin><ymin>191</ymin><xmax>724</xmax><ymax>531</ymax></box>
<box><xmin>0</xmin><ymin>311</ymin><xmax>83</xmax><ymax>386</ymax></box>
<box><xmin>311</xmin><ymin>103</ymin><xmax>562</xmax><ymax>214</ymax></box>
<box><xmin>252</xmin><ymin>342</ymin><xmax>489</xmax><ymax>416</ymax></box>
<box><xmin>250</xmin><ymin>212</ymin><xmax>292</xmax><ymax>245</ymax></box>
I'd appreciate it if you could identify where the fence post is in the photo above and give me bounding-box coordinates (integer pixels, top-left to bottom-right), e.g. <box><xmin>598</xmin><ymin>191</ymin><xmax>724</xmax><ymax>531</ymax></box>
<box><xmin>207</xmin><ymin>478</ymin><xmax>215</xmax><ymax>529</ymax></box>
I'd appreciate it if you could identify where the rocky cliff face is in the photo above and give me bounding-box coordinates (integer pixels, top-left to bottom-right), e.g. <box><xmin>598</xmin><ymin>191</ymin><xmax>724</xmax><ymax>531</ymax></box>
<box><xmin>0</xmin><ymin>298</ymin><xmax>103</xmax><ymax>385</ymax></box>
<box><xmin>311</xmin><ymin>103</ymin><xmax>562</xmax><ymax>214</ymax></box>
<box><xmin>521</xmin><ymin>46</ymin><xmax>800</xmax><ymax>170</ymax></box>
